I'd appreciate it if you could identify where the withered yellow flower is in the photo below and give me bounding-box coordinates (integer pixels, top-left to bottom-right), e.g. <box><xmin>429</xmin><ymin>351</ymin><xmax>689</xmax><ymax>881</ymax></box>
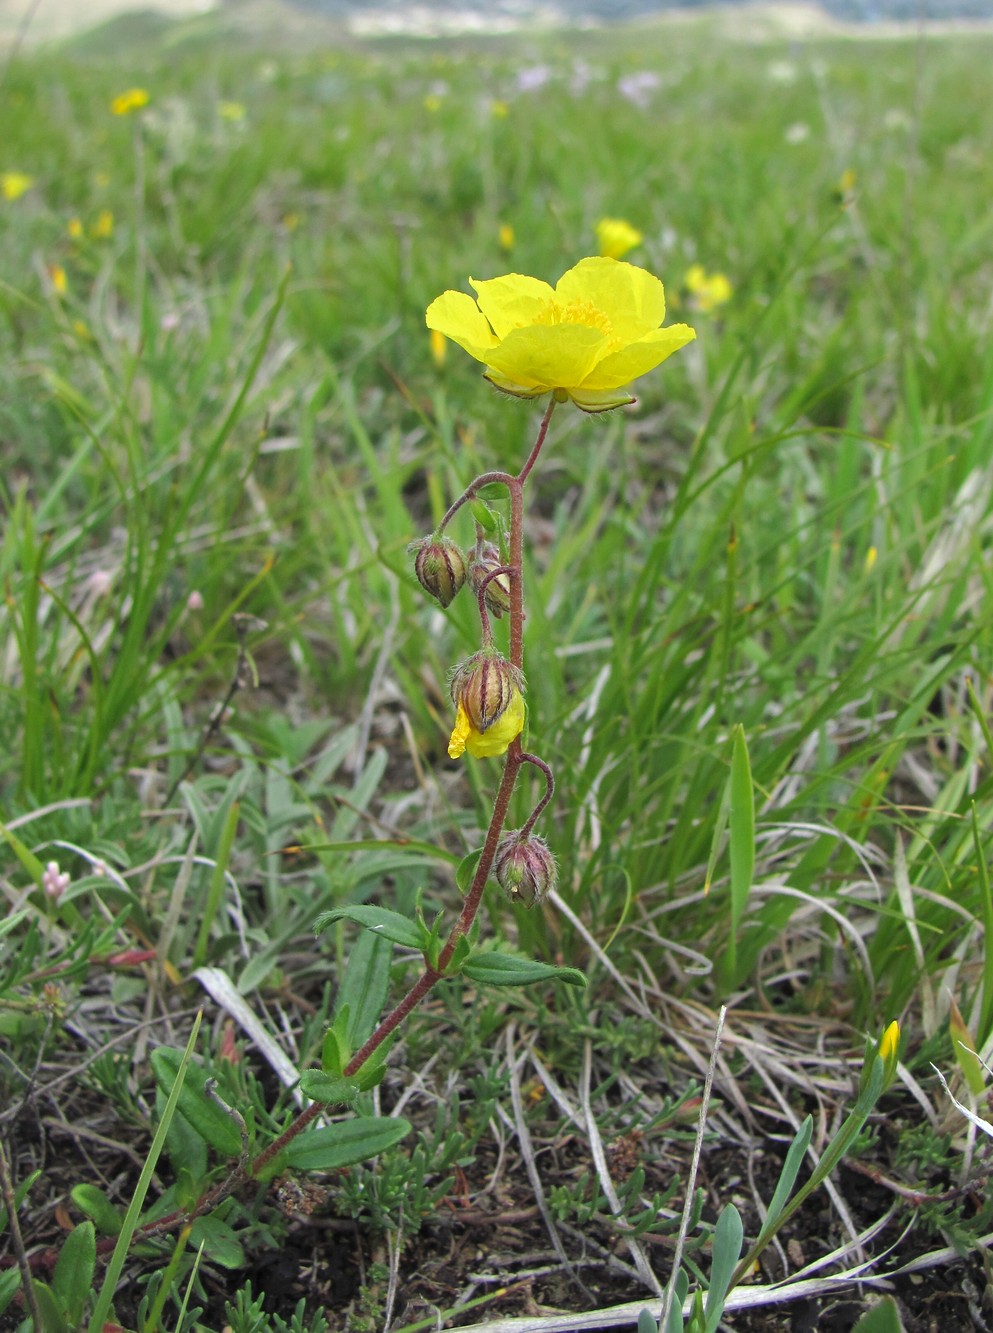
<box><xmin>448</xmin><ymin>689</ymin><xmax>525</xmax><ymax>760</ymax></box>
<box><xmin>426</xmin><ymin>257</ymin><xmax>695</xmax><ymax>413</ymax></box>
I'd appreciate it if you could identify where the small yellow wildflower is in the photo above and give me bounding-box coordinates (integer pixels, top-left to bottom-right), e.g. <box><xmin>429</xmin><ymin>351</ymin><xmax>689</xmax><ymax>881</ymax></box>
<box><xmin>498</xmin><ymin>222</ymin><xmax>514</xmax><ymax>252</ymax></box>
<box><xmin>1</xmin><ymin>171</ymin><xmax>34</xmax><ymax>201</ymax></box>
<box><xmin>448</xmin><ymin>689</ymin><xmax>525</xmax><ymax>760</ymax></box>
<box><xmin>423</xmin><ymin>93</ymin><xmax>443</xmax><ymax>113</ymax></box>
<box><xmin>219</xmin><ymin>100</ymin><xmax>246</xmax><ymax>122</ymax></box>
<box><xmin>429</xmin><ymin>327</ymin><xmax>447</xmax><ymax>367</ymax></box>
<box><xmin>49</xmin><ymin>264</ymin><xmax>68</xmax><ymax>296</ymax></box>
<box><xmin>490</xmin><ymin>99</ymin><xmax>510</xmax><ymax>118</ymax></box>
<box><xmin>73</xmin><ymin>319</ymin><xmax>92</xmax><ymax>340</ymax></box>
<box><xmin>685</xmin><ymin>263</ymin><xmax>733</xmax><ymax>314</ymax></box>
<box><xmin>110</xmin><ymin>87</ymin><xmax>150</xmax><ymax>116</ymax></box>
<box><xmin>92</xmin><ymin>209</ymin><xmax>114</xmax><ymax>239</ymax></box>
<box><xmin>67</xmin><ymin>216</ymin><xmax>84</xmax><ymax>240</ymax></box>
<box><xmin>838</xmin><ymin>167</ymin><xmax>857</xmax><ymax>195</ymax></box>
<box><xmin>426</xmin><ymin>256</ymin><xmax>695</xmax><ymax>413</ymax></box>
<box><xmin>595</xmin><ymin>217</ymin><xmax>642</xmax><ymax>261</ymax></box>
<box><xmin>281</xmin><ymin>211</ymin><xmax>301</xmax><ymax>233</ymax></box>
<box><xmin>864</xmin><ymin>546</ymin><xmax>878</xmax><ymax>574</ymax></box>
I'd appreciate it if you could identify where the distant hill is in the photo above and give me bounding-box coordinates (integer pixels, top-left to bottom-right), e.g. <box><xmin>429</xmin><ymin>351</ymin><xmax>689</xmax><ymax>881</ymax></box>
<box><xmin>286</xmin><ymin>0</ymin><xmax>993</xmax><ymax>23</ymax></box>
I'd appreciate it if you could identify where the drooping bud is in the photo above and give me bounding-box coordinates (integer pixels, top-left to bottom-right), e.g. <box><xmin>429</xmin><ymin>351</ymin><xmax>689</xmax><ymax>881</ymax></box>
<box><xmin>494</xmin><ymin>832</ymin><xmax>557</xmax><ymax>909</ymax></box>
<box><xmin>410</xmin><ymin>536</ymin><xmax>467</xmax><ymax>609</ymax></box>
<box><xmin>467</xmin><ymin>542</ymin><xmax>512</xmax><ymax>619</ymax></box>
<box><xmin>449</xmin><ymin>651</ymin><xmax>524</xmax><ymax>734</ymax></box>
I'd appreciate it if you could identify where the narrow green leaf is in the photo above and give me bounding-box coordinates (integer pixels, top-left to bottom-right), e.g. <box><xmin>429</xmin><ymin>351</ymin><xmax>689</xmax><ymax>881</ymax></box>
<box><xmin>314</xmin><ymin>904</ymin><xmax>425</xmax><ymax>950</ymax></box>
<box><xmin>150</xmin><ymin>1047</ymin><xmax>243</xmax><ymax>1159</ymax></box>
<box><xmin>637</xmin><ymin>1311</ymin><xmax>659</xmax><ymax>1333</ymax></box>
<box><xmin>193</xmin><ymin>799</ymin><xmax>240</xmax><ymax>969</ymax></box>
<box><xmin>88</xmin><ymin>1014</ymin><xmax>204</xmax><ymax>1333</ymax></box>
<box><xmin>1</xmin><ymin>1168</ymin><xmax>41</xmax><ymax>1232</ymax></box>
<box><xmin>704</xmin><ymin>1204</ymin><xmax>743</xmax><ymax>1333</ymax></box>
<box><xmin>971</xmin><ymin>804</ymin><xmax>993</xmax><ymax>1046</ymax></box>
<box><xmin>29</xmin><ymin>1279</ymin><xmax>66</xmax><ymax>1333</ymax></box>
<box><xmin>337</xmin><ymin>929</ymin><xmax>391</xmax><ymax>1049</ymax></box>
<box><xmin>0</xmin><ymin>1267</ymin><xmax>21</xmax><ymax>1316</ymax></box>
<box><xmin>68</xmin><ymin>1184</ymin><xmax>122</xmax><ymax>1237</ymax></box>
<box><xmin>283</xmin><ymin>1116</ymin><xmax>411</xmax><ymax>1170</ymax></box>
<box><xmin>762</xmin><ymin>1116</ymin><xmax>813</xmax><ymax>1231</ymax></box>
<box><xmin>52</xmin><ymin>1221</ymin><xmax>96</xmax><ymax>1325</ymax></box>
<box><xmin>728</xmin><ymin>724</ymin><xmax>755</xmax><ymax>940</ymax></box>
<box><xmin>666</xmin><ymin>1269</ymin><xmax>689</xmax><ymax>1333</ymax></box>
<box><xmin>461</xmin><ymin>951</ymin><xmax>587</xmax><ymax>988</ymax></box>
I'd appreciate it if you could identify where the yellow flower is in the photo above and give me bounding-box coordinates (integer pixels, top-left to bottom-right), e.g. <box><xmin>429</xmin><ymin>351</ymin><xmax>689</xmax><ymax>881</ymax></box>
<box><xmin>219</xmin><ymin>100</ymin><xmax>246</xmax><ymax>122</ymax></box>
<box><xmin>685</xmin><ymin>263</ymin><xmax>733</xmax><ymax>313</ymax></box>
<box><xmin>490</xmin><ymin>99</ymin><xmax>510</xmax><ymax>118</ymax></box>
<box><xmin>498</xmin><ymin>222</ymin><xmax>514</xmax><ymax>252</ymax></box>
<box><xmin>92</xmin><ymin>209</ymin><xmax>114</xmax><ymax>239</ymax></box>
<box><xmin>423</xmin><ymin>93</ymin><xmax>443</xmax><ymax>113</ymax></box>
<box><xmin>49</xmin><ymin>264</ymin><xmax>67</xmax><ymax>296</ymax></box>
<box><xmin>426</xmin><ymin>256</ymin><xmax>695</xmax><ymax>413</ymax></box>
<box><xmin>595</xmin><ymin>217</ymin><xmax>642</xmax><ymax>260</ymax></box>
<box><xmin>1</xmin><ymin>171</ymin><xmax>34</xmax><ymax>201</ymax></box>
<box><xmin>110</xmin><ymin>87</ymin><xmax>150</xmax><ymax>116</ymax></box>
<box><xmin>429</xmin><ymin>326</ymin><xmax>447</xmax><ymax>367</ymax></box>
<box><xmin>67</xmin><ymin>216</ymin><xmax>84</xmax><ymax>240</ymax></box>
<box><xmin>448</xmin><ymin>689</ymin><xmax>525</xmax><ymax>760</ymax></box>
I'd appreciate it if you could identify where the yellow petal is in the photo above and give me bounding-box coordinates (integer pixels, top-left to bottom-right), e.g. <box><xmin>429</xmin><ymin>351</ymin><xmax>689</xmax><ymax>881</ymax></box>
<box><xmin>485</xmin><ymin>323</ymin><xmax>607</xmax><ymax>391</ymax></box>
<box><xmin>426</xmin><ymin>290</ymin><xmax>499</xmax><ymax>364</ymax></box>
<box><xmin>583</xmin><ymin>325</ymin><xmax>696</xmax><ymax>391</ymax></box>
<box><xmin>448</xmin><ymin>702</ymin><xmax>471</xmax><ymax>758</ymax></box>
<box><xmin>465</xmin><ymin>690</ymin><xmax>525</xmax><ymax>758</ymax></box>
<box><xmin>469</xmin><ymin>272</ymin><xmax>554</xmax><ymax>338</ymax></box>
<box><xmin>555</xmin><ymin>257</ymin><xmax>666</xmax><ymax>342</ymax></box>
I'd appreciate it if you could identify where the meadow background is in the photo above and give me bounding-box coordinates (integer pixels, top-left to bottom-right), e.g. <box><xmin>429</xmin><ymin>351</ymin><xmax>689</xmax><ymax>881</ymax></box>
<box><xmin>2</xmin><ymin>3</ymin><xmax>993</xmax><ymax>1329</ymax></box>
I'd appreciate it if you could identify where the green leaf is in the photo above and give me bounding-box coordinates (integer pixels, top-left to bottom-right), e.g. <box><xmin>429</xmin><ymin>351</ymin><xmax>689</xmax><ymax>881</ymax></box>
<box><xmin>762</xmin><ymin>1116</ymin><xmax>812</xmax><ymax>1231</ymax></box>
<box><xmin>283</xmin><ymin>1116</ymin><xmax>412</xmax><ymax>1170</ymax></box>
<box><xmin>69</xmin><ymin>1184</ymin><xmax>122</xmax><ymax>1237</ymax></box>
<box><xmin>52</xmin><ymin>1221</ymin><xmax>96</xmax><ymax>1325</ymax></box>
<box><xmin>0</xmin><ymin>1268</ymin><xmax>21</xmax><ymax>1316</ymax></box>
<box><xmin>456</xmin><ymin>847</ymin><xmax>484</xmax><ymax>895</ymax></box>
<box><xmin>469</xmin><ymin>497</ymin><xmax>498</xmax><ymax>531</ymax></box>
<box><xmin>298</xmin><ymin>1070</ymin><xmax>360</xmax><ymax>1105</ymax></box>
<box><xmin>638</xmin><ymin>1310</ymin><xmax>659</xmax><ymax>1333</ymax></box>
<box><xmin>337</xmin><ymin>928</ymin><xmax>391</xmax><ymax>1049</ymax></box>
<box><xmin>314</xmin><ymin>904</ymin><xmax>426</xmax><ymax>950</ymax></box>
<box><xmin>665</xmin><ymin>1269</ymin><xmax>689</xmax><ymax>1333</ymax></box>
<box><xmin>189</xmin><ymin>1215</ymin><xmax>245</xmax><ymax>1270</ymax></box>
<box><xmin>150</xmin><ymin>1048</ymin><xmax>244</xmax><ymax>1159</ymax></box>
<box><xmin>461</xmin><ymin>951</ymin><xmax>587</xmax><ymax>988</ymax></box>
<box><xmin>704</xmin><ymin>1204</ymin><xmax>743</xmax><ymax>1333</ymax></box>
<box><xmin>851</xmin><ymin>1296</ymin><xmax>906</xmax><ymax>1333</ymax></box>
<box><xmin>30</xmin><ymin>1279</ymin><xmax>67</xmax><ymax>1333</ymax></box>
<box><xmin>1</xmin><ymin>1168</ymin><xmax>41</xmax><ymax>1232</ymax></box>
<box><xmin>725</xmin><ymin>723</ymin><xmax>754</xmax><ymax>980</ymax></box>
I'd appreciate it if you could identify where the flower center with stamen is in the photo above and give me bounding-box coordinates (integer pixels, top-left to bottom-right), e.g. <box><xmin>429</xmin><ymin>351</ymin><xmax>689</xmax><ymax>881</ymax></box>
<box><xmin>529</xmin><ymin>299</ymin><xmax>615</xmax><ymax>340</ymax></box>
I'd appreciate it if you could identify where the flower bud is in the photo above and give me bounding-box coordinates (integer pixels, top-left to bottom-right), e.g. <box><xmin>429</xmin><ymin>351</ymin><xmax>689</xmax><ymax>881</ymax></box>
<box><xmin>410</xmin><ymin>536</ymin><xmax>467</xmax><ymax>609</ymax></box>
<box><xmin>494</xmin><ymin>832</ymin><xmax>556</xmax><ymax>908</ymax></box>
<box><xmin>467</xmin><ymin>543</ymin><xmax>512</xmax><ymax>619</ymax></box>
<box><xmin>450</xmin><ymin>651</ymin><xmax>524</xmax><ymax>734</ymax></box>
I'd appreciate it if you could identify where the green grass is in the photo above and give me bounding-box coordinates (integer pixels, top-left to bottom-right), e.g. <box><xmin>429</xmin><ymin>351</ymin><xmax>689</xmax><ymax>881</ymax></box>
<box><xmin>2</xmin><ymin>9</ymin><xmax>993</xmax><ymax>1330</ymax></box>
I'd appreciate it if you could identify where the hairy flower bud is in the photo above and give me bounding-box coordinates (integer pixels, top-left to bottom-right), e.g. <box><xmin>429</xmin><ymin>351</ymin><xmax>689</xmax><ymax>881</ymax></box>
<box><xmin>494</xmin><ymin>833</ymin><xmax>556</xmax><ymax>908</ymax></box>
<box><xmin>410</xmin><ymin>536</ymin><xmax>467</xmax><ymax>609</ymax></box>
<box><xmin>449</xmin><ymin>651</ymin><xmax>524</xmax><ymax>734</ymax></box>
<box><xmin>467</xmin><ymin>542</ymin><xmax>512</xmax><ymax>619</ymax></box>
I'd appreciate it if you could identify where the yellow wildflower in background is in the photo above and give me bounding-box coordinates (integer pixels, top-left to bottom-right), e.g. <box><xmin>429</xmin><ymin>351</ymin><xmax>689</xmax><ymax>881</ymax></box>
<box><xmin>110</xmin><ymin>87</ymin><xmax>150</xmax><ymax>116</ymax></box>
<box><xmin>685</xmin><ymin>263</ymin><xmax>733</xmax><ymax>313</ymax></box>
<box><xmin>429</xmin><ymin>327</ymin><xmax>447</xmax><ymax>367</ymax></box>
<box><xmin>498</xmin><ymin>222</ymin><xmax>514</xmax><ymax>252</ymax></box>
<box><xmin>1</xmin><ymin>171</ymin><xmax>34</xmax><ymax>200</ymax></box>
<box><xmin>490</xmin><ymin>99</ymin><xmax>510</xmax><ymax>118</ymax></box>
<box><xmin>92</xmin><ymin>209</ymin><xmax>114</xmax><ymax>239</ymax></box>
<box><xmin>449</xmin><ymin>689</ymin><xmax>525</xmax><ymax>759</ymax></box>
<box><xmin>595</xmin><ymin>216</ymin><xmax>642</xmax><ymax>260</ymax></box>
<box><xmin>426</xmin><ymin>256</ymin><xmax>695</xmax><ymax>413</ymax></box>
<box><xmin>67</xmin><ymin>216</ymin><xmax>84</xmax><ymax>240</ymax></box>
<box><xmin>49</xmin><ymin>264</ymin><xmax>68</xmax><ymax>296</ymax></box>
<box><xmin>423</xmin><ymin>93</ymin><xmax>443</xmax><ymax>113</ymax></box>
<box><xmin>219</xmin><ymin>100</ymin><xmax>246</xmax><ymax>122</ymax></box>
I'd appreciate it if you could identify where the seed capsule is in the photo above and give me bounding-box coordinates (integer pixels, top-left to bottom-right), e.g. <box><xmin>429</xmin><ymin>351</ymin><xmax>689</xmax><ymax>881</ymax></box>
<box><xmin>467</xmin><ymin>542</ymin><xmax>512</xmax><ymax>618</ymax></box>
<box><xmin>410</xmin><ymin>536</ymin><xmax>467</xmax><ymax>609</ymax></box>
<box><xmin>494</xmin><ymin>832</ymin><xmax>557</xmax><ymax>908</ymax></box>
